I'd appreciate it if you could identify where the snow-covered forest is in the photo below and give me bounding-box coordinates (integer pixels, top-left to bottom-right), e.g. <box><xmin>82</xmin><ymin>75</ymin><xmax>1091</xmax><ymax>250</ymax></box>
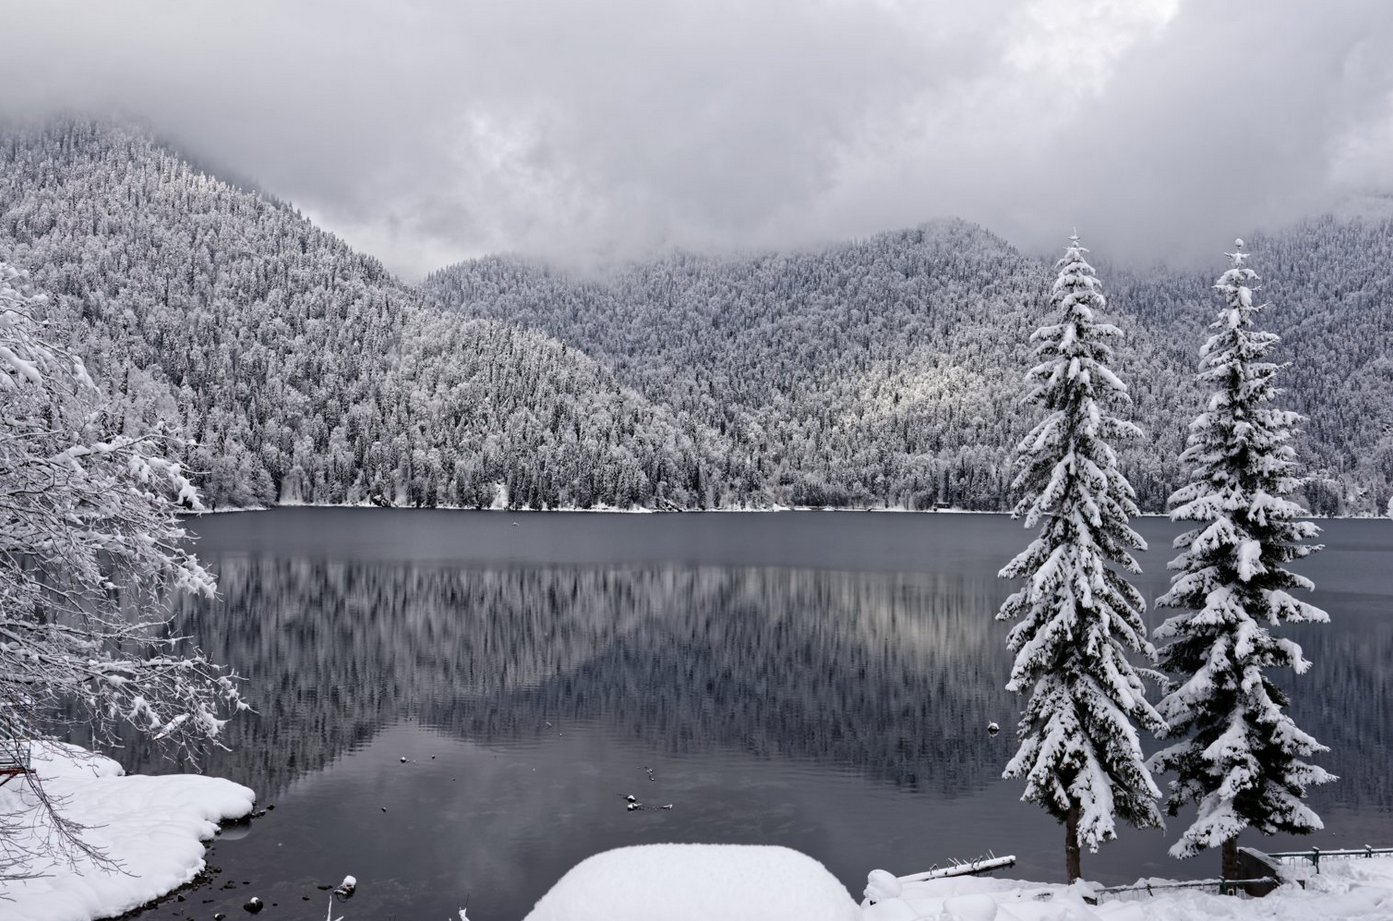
<box><xmin>0</xmin><ymin>122</ymin><xmax>699</xmax><ymax>510</ymax></box>
<box><xmin>428</xmin><ymin>229</ymin><xmax>1393</xmax><ymax>514</ymax></box>
<box><xmin>2</xmin><ymin>120</ymin><xmax>1389</xmax><ymax>513</ymax></box>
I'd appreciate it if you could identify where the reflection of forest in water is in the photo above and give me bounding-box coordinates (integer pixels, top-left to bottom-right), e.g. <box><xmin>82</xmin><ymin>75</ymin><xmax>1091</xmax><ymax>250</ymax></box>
<box><xmin>110</xmin><ymin>553</ymin><xmax>1393</xmax><ymax>823</ymax></box>
<box><xmin>116</xmin><ymin>560</ymin><xmax>1007</xmax><ymax>797</ymax></box>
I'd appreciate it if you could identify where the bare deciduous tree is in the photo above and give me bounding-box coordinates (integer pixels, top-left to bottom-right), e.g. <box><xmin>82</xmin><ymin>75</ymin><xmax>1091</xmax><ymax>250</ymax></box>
<box><xmin>0</xmin><ymin>261</ymin><xmax>245</xmax><ymax>879</ymax></box>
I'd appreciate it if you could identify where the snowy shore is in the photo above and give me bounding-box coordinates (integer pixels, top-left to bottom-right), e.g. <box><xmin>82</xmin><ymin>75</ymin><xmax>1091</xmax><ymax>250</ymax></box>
<box><xmin>864</xmin><ymin>862</ymin><xmax>1393</xmax><ymax>921</ymax></box>
<box><xmin>0</xmin><ymin>744</ymin><xmax>255</xmax><ymax>921</ymax></box>
<box><xmin>192</xmin><ymin>503</ymin><xmax>1392</xmax><ymax>519</ymax></box>
<box><xmin>522</xmin><ymin>844</ymin><xmax>1393</xmax><ymax>921</ymax></box>
<box><xmin>12</xmin><ymin>805</ymin><xmax>1393</xmax><ymax>920</ymax></box>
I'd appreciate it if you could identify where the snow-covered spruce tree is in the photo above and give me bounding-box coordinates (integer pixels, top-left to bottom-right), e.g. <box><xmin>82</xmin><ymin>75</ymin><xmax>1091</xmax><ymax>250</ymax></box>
<box><xmin>0</xmin><ymin>261</ymin><xmax>245</xmax><ymax>877</ymax></box>
<box><xmin>997</xmin><ymin>236</ymin><xmax>1164</xmax><ymax>882</ymax></box>
<box><xmin>1150</xmin><ymin>241</ymin><xmax>1331</xmax><ymax>880</ymax></box>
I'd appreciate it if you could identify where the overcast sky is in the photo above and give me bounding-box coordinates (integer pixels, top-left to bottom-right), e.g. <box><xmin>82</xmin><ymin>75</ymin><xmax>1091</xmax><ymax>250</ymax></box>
<box><xmin>4</xmin><ymin>0</ymin><xmax>1392</xmax><ymax>278</ymax></box>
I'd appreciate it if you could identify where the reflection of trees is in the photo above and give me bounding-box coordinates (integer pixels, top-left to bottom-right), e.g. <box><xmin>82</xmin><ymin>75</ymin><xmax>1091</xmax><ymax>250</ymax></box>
<box><xmin>426</xmin><ymin>566</ymin><xmax>1016</xmax><ymax>797</ymax></box>
<box><xmin>116</xmin><ymin>559</ymin><xmax>1014</xmax><ymax>799</ymax></box>
<box><xmin>112</xmin><ymin>557</ymin><xmax>1392</xmax><ymax>818</ymax></box>
<box><xmin>1282</xmin><ymin>605</ymin><xmax>1393</xmax><ymax>812</ymax></box>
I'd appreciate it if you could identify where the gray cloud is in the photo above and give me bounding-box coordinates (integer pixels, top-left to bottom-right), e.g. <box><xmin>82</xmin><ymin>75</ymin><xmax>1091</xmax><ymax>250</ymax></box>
<box><xmin>2</xmin><ymin>0</ymin><xmax>1391</xmax><ymax>277</ymax></box>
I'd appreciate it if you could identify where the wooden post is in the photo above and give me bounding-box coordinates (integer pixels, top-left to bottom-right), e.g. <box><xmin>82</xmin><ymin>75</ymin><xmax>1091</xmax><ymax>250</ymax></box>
<box><xmin>1222</xmin><ymin>837</ymin><xmax>1241</xmax><ymax>886</ymax></box>
<box><xmin>1066</xmin><ymin>801</ymin><xmax>1082</xmax><ymax>882</ymax></box>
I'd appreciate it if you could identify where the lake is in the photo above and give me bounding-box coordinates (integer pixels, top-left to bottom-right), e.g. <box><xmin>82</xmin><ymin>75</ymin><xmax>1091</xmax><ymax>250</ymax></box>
<box><xmin>120</xmin><ymin>509</ymin><xmax>1393</xmax><ymax>921</ymax></box>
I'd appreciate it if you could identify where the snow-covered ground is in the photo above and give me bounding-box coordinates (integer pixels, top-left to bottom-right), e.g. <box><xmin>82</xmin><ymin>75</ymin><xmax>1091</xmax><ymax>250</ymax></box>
<box><xmin>0</xmin><ymin>743</ymin><xmax>255</xmax><ymax>921</ymax></box>
<box><xmin>522</xmin><ymin>844</ymin><xmax>1393</xmax><ymax>921</ymax></box>
<box><xmin>864</xmin><ymin>862</ymin><xmax>1393</xmax><ymax>921</ymax></box>
<box><xmin>524</xmin><ymin>844</ymin><xmax>861</xmax><ymax>921</ymax></box>
<box><xmin>8</xmin><ymin>773</ymin><xmax>1391</xmax><ymax>921</ymax></box>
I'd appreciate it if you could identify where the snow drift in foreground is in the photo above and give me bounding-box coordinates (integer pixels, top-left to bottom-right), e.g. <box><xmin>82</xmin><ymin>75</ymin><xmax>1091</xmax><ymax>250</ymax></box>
<box><xmin>1</xmin><ymin>743</ymin><xmax>255</xmax><ymax>921</ymax></box>
<box><xmin>524</xmin><ymin>844</ymin><xmax>861</xmax><ymax>921</ymax></box>
<box><xmin>524</xmin><ymin>843</ymin><xmax>1393</xmax><ymax>921</ymax></box>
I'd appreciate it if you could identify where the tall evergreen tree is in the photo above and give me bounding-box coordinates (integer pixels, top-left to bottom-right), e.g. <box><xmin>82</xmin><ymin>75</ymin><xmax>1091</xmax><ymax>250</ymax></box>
<box><xmin>997</xmin><ymin>236</ymin><xmax>1164</xmax><ymax>882</ymax></box>
<box><xmin>1150</xmin><ymin>241</ymin><xmax>1332</xmax><ymax>879</ymax></box>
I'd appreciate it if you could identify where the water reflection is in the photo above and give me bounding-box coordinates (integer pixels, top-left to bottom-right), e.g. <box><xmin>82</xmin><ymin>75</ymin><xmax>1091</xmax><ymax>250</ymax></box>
<box><xmin>131</xmin><ymin>561</ymin><xmax>1016</xmax><ymax>803</ymax></box>
<box><xmin>1282</xmin><ymin>600</ymin><xmax>1393</xmax><ymax>812</ymax></box>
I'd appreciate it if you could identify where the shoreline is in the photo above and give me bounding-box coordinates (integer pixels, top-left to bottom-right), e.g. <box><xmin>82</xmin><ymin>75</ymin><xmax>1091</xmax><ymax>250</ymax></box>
<box><xmin>3</xmin><ymin>744</ymin><xmax>257</xmax><ymax>921</ymax></box>
<box><xmin>185</xmin><ymin>504</ymin><xmax>1390</xmax><ymax>521</ymax></box>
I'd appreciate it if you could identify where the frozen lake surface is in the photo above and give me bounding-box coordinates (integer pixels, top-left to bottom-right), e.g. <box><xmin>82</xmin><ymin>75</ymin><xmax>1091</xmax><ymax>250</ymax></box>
<box><xmin>118</xmin><ymin>510</ymin><xmax>1393</xmax><ymax>921</ymax></box>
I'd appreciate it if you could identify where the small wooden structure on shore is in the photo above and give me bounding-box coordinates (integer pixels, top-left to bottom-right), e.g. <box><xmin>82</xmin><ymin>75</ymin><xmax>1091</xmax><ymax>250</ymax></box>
<box><xmin>0</xmin><ymin>746</ymin><xmax>32</xmax><ymax>787</ymax></box>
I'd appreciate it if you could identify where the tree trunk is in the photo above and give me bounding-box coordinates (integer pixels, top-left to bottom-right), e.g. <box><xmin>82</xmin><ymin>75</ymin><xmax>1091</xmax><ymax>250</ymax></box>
<box><xmin>1065</xmin><ymin>801</ymin><xmax>1082</xmax><ymax>883</ymax></box>
<box><xmin>1221</xmin><ymin>836</ymin><xmax>1241</xmax><ymax>885</ymax></box>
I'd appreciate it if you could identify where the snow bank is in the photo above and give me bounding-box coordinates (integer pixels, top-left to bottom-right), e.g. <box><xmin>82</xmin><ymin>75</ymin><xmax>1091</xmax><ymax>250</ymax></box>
<box><xmin>524</xmin><ymin>844</ymin><xmax>1393</xmax><ymax>921</ymax></box>
<box><xmin>863</xmin><ymin>859</ymin><xmax>1393</xmax><ymax>921</ymax></box>
<box><xmin>1</xmin><ymin>743</ymin><xmax>256</xmax><ymax>921</ymax></box>
<box><xmin>524</xmin><ymin>844</ymin><xmax>860</xmax><ymax>921</ymax></box>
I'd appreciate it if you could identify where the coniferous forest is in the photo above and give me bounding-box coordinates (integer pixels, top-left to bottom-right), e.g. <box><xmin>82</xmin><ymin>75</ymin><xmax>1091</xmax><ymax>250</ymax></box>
<box><xmin>3</xmin><ymin>120</ymin><xmax>1390</xmax><ymax>514</ymax></box>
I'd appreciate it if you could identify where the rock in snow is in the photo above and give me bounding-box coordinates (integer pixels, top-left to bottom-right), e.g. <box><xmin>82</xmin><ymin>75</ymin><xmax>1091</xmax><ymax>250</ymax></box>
<box><xmin>524</xmin><ymin>844</ymin><xmax>861</xmax><ymax>921</ymax></box>
<box><xmin>1</xmin><ymin>742</ymin><xmax>256</xmax><ymax>921</ymax></box>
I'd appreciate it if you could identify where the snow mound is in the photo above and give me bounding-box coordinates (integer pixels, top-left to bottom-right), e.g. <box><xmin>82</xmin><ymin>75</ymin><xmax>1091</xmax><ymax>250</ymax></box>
<box><xmin>1</xmin><ymin>743</ymin><xmax>256</xmax><ymax>921</ymax></box>
<box><xmin>524</xmin><ymin>844</ymin><xmax>860</xmax><ymax>921</ymax></box>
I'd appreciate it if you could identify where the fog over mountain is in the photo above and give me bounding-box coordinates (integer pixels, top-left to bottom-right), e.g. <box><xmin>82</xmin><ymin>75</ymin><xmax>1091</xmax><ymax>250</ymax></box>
<box><xmin>2</xmin><ymin>1</ymin><xmax>1391</xmax><ymax>276</ymax></box>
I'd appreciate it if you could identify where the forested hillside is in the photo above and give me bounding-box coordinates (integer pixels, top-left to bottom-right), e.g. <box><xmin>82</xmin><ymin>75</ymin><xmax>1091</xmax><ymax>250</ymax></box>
<box><xmin>426</xmin><ymin>221</ymin><xmax>1392</xmax><ymax>514</ymax></box>
<box><xmin>2</xmin><ymin>120</ymin><xmax>1386</xmax><ymax>514</ymax></box>
<box><xmin>425</xmin><ymin>228</ymin><xmax>1201</xmax><ymax>510</ymax></box>
<box><xmin>0</xmin><ymin>122</ymin><xmax>706</xmax><ymax>509</ymax></box>
<box><xmin>1112</xmin><ymin>220</ymin><xmax>1393</xmax><ymax>515</ymax></box>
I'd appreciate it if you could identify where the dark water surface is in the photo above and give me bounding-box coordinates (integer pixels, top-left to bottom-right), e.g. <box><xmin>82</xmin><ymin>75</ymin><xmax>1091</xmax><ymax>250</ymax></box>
<box><xmin>121</xmin><ymin>510</ymin><xmax>1392</xmax><ymax>921</ymax></box>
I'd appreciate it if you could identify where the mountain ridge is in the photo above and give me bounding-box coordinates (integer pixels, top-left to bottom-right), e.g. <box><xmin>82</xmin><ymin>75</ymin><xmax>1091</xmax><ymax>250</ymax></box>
<box><xmin>424</xmin><ymin>213</ymin><xmax>1392</xmax><ymax>514</ymax></box>
<box><xmin>2</xmin><ymin>118</ymin><xmax>1387</xmax><ymax>514</ymax></box>
<box><xmin>0</xmin><ymin>120</ymin><xmax>707</xmax><ymax>510</ymax></box>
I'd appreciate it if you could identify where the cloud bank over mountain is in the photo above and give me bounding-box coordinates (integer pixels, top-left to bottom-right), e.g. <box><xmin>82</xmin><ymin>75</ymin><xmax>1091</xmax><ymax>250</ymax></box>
<box><xmin>2</xmin><ymin>0</ymin><xmax>1392</xmax><ymax>276</ymax></box>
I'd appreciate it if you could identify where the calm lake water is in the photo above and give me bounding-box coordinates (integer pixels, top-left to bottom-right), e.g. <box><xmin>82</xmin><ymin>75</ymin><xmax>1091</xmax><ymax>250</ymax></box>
<box><xmin>120</xmin><ymin>510</ymin><xmax>1392</xmax><ymax>921</ymax></box>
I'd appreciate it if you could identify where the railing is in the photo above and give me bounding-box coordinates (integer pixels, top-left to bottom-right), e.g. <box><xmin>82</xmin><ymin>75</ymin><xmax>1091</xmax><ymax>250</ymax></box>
<box><xmin>1266</xmin><ymin>845</ymin><xmax>1393</xmax><ymax>875</ymax></box>
<box><xmin>1095</xmin><ymin>877</ymin><xmax>1278</xmax><ymax>901</ymax></box>
<box><xmin>873</xmin><ymin>844</ymin><xmax>1393</xmax><ymax>911</ymax></box>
